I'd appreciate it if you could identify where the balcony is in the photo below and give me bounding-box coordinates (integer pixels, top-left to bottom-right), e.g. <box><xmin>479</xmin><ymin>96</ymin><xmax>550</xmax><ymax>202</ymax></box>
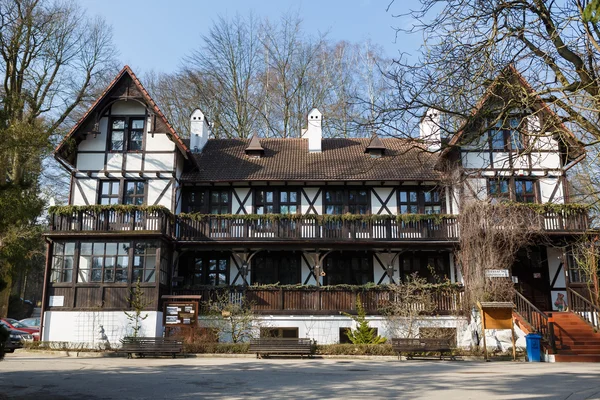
<box><xmin>48</xmin><ymin>206</ymin><xmax>173</xmax><ymax>237</ymax></box>
<box><xmin>177</xmin><ymin>215</ymin><xmax>459</xmax><ymax>242</ymax></box>
<box><xmin>47</xmin><ymin>206</ymin><xmax>589</xmax><ymax>242</ymax></box>
<box><xmin>171</xmin><ymin>285</ymin><xmax>464</xmax><ymax>315</ymax></box>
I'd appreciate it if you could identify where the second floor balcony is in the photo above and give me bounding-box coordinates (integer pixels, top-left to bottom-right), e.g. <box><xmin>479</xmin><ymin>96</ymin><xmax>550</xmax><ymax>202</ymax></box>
<box><xmin>47</xmin><ymin>205</ymin><xmax>590</xmax><ymax>242</ymax></box>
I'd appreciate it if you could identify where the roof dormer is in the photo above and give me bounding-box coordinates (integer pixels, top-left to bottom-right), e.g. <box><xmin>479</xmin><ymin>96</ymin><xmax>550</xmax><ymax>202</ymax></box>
<box><xmin>245</xmin><ymin>134</ymin><xmax>264</xmax><ymax>158</ymax></box>
<box><xmin>365</xmin><ymin>134</ymin><xmax>386</xmax><ymax>158</ymax></box>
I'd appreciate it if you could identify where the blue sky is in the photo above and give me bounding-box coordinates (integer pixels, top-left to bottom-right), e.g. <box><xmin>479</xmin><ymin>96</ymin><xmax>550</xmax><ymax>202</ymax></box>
<box><xmin>82</xmin><ymin>0</ymin><xmax>420</xmax><ymax>74</ymax></box>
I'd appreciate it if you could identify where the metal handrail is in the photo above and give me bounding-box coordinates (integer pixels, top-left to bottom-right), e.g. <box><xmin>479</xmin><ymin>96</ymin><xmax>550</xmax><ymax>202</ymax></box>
<box><xmin>567</xmin><ymin>288</ymin><xmax>600</xmax><ymax>331</ymax></box>
<box><xmin>514</xmin><ymin>291</ymin><xmax>556</xmax><ymax>352</ymax></box>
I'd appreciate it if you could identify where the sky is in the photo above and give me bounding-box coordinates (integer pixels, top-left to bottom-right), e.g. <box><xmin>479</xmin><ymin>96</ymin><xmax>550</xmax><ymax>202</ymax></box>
<box><xmin>81</xmin><ymin>0</ymin><xmax>421</xmax><ymax>74</ymax></box>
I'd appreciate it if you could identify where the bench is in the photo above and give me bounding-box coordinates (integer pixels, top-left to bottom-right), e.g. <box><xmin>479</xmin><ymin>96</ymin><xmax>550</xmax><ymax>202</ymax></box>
<box><xmin>117</xmin><ymin>337</ymin><xmax>184</xmax><ymax>359</ymax></box>
<box><xmin>249</xmin><ymin>338</ymin><xmax>315</xmax><ymax>359</ymax></box>
<box><xmin>391</xmin><ymin>338</ymin><xmax>455</xmax><ymax>360</ymax></box>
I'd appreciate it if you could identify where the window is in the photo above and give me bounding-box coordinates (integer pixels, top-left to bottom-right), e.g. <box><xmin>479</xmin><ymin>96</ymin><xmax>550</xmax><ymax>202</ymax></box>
<box><xmin>128</xmin><ymin>118</ymin><xmax>144</xmax><ymax>151</ymax></box>
<box><xmin>51</xmin><ymin>242</ymin><xmax>75</xmax><ymax>283</ymax></box>
<box><xmin>78</xmin><ymin>242</ymin><xmax>129</xmax><ymax>283</ymax></box>
<box><xmin>183</xmin><ymin>189</ymin><xmax>205</xmax><ymax>213</ymax></box>
<box><xmin>124</xmin><ymin>181</ymin><xmax>145</xmax><ymax>205</ymax></box>
<box><xmin>210</xmin><ymin>190</ymin><xmax>230</xmax><ymax>214</ymax></box>
<box><xmin>324</xmin><ymin>189</ymin><xmax>344</xmax><ymax>215</ymax></box>
<box><xmin>184</xmin><ymin>255</ymin><xmax>229</xmax><ymax>286</ymax></box>
<box><xmin>399</xmin><ymin>188</ymin><xmax>443</xmax><ymax>214</ymax></box>
<box><xmin>323</xmin><ymin>189</ymin><xmax>370</xmax><ymax>215</ymax></box>
<box><xmin>109</xmin><ymin>117</ymin><xmax>145</xmax><ymax>152</ymax></box>
<box><xmin>255</xmin><ymin>189</ymin><xmax>275</xmax><ymax>214</ymax></box>
<box><xmin>252</xmin><ymin>254</ymin><xmax>301</xmax><ymax>285</ymax></box>
<box><xmin>110</xmin><ymin>119</ymin><xmax>125</xmax><ymax>151</ymax></box>
<box><xmin>324</xmin><ymin>255</ymin><xmax>373</xmax><ymax>285</ymax></box>
<box><xmin>348</xmin><ymin>189</ymin><xmax>369</xmax><ymax>214</ymax></box>
<box><xmin>279</xmin><ymin>190</ymin><xmax>299</xmax><ymax>214</ymax></box>
<box><xmin>424</xmin><ymin>190</ymin><xmax>442</xmax><ymax>214</ymax></box>
<box><xmin>400</xmin><ymin>253</ymin><xmax>449</xmax><ymax>283</ymax></box>
<box><xmin>260</xmin><ymin>327</ymin><xmax>299</xmax><ymax>338</ymax></box>
<box><xmin>515</xmin><ymin>180</ymin><xmax>536</xmax><ymax>203</ymax></box>
<box><xmin>99</xmin><ymin>181</ymin><xmax>120</xmax><ymax>205</ymax></box>
<box><xmin>133</xmin><ymin>243</ymin><xmax>157</xmax><ymax>283</ymax></box>
<box><xmin>488</xmin><ymin>179</ymin><xmax>510</xmax><ymax>201</ymax></box>
<box><xmin>398</xmin><ymin>190</ymin><xmax>418</xmax><ymax>214</ymax></box>
<box><xmin>489</xmin><ymin>117</ymin><xmax>524</xmax><ymax>151</ymax></box>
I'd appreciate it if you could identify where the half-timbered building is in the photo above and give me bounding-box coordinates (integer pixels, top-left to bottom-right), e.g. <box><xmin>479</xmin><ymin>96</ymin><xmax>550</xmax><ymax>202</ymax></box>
<box><xmin>41</xmin><ymin>66</ymin><xmax>590</xmax><ymax>347</ymax></box>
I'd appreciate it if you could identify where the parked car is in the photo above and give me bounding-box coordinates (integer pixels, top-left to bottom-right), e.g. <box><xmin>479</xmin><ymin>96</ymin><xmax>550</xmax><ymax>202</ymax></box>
<box><xmin>18</xmin><ymin>317</ymin><xmax>40</xmax><ymax>328</ymax></box>
<box><xmin>0</xmin><ymin>321</ymin><xmax>33</xmax><ymax>352</ymax></box>
<box><xmin>1</xmin><ymin>318</ymin><xmax>39</xmax><ymax>341</ymax></box>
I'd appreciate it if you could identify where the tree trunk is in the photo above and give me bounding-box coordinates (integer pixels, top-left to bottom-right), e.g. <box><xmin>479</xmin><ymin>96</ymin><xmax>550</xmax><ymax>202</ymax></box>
<box><xmin>0</xmin><ymin>275</ymin><xmax>12</xmax><ymax>318</ymax></box>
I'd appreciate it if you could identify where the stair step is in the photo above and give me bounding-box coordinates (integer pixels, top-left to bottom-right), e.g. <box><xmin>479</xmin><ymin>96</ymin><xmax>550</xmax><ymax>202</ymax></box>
<box><xmin>554</xmin><ymin>354</ymin><xmax>600</xmax><ymax>362</ymax></box>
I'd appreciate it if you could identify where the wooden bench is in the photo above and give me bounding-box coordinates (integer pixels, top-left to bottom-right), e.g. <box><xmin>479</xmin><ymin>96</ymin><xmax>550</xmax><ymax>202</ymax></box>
<box><xmin>391</xmin><ymin>338</ymin><xmax>455</xmax><ymax>360</ymax></box>
<box><xmin>117</xmin><ymin>337</ymin><xmax>184</xmax><ymax>359</ymax></box>
<box><xmin>249</xmin><ymin>338</ymin><xmax>315</xmax><ymax>359</ymax></box>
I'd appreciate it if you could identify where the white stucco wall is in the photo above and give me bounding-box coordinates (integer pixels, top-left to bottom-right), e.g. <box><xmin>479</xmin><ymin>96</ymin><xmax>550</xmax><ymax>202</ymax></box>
<box><xmin>43</xmin><ymin>311</ymin><xmax>163</xmax><ymax>347</ymax></box>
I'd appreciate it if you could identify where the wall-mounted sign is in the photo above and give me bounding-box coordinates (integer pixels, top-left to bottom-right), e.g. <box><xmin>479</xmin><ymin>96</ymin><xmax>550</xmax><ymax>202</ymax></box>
<box><xmin>485</xmin><ymin>269</ymin><xmax>510</xmax><ymax>278</ymax></box>
<box><xmin>49</xmin><ymin>296</ymin><xmax>64</xmax><ymax>307</ymax></box>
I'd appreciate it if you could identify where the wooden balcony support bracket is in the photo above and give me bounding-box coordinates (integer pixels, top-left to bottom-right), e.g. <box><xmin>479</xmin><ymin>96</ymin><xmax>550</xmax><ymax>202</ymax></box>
<box><xmin>231</xmin><ymin>249</ymin><xmax>263</xmax><ymax>286</ymax></box>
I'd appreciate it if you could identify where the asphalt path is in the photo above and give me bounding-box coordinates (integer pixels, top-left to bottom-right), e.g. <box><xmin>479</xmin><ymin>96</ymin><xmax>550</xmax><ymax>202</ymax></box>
<box><xmin>1</xmin><ymin>352</ymin><xmax>600</xmax><ymax>399</ymax></box>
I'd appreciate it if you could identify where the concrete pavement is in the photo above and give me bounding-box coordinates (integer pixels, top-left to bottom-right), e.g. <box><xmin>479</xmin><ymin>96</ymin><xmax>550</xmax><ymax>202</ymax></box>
<box><xmin>1</xmin><ymin>352</ymin><xmax>599</xmax><ymax>399</ymax></box>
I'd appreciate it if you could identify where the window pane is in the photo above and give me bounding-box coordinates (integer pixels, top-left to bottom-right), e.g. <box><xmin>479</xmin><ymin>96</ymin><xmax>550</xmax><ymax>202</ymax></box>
<box><xmin>280</xmin><ymin>192</ymin><xmax>288</xmax><ymax>203</ymax></box>
<box><xmin>220</xmin><ymin>192</ymin><xmax>228</xmax><ymax>202</ymax></box>
<box><xmin>112</xmin><ymin>182</ymin><xmax>120</xmax><ymax>193</ymax></box>
<box><xmin>400</xmin><ymin>192</ymin><xmax>407</xmax><ymax>202</ymax></box>
<box><xmin>266</xmin><ymin>191</ymin><xmax>273</xmax><ymax>203</ymax></box>
<box><xmin>144</xmin><ymin>269</ymin><xmax>155</xmax><ymax>283</ymax></box>
<box><xmin>118</xmin><ymin>243</ymin><xmax>129</xmax><ymax>255</ymax></box>
<box><xmin>290</xmin><ymin>192</ymin><xmax>297</xmax><ymax>202</ymax></box>
<box><xmin>106</xmin><ymin>243</ymin><xmax>117</xmax><ymax>255</ymax></box>
<box><xmin>111</xmin><ymin>131</ymin><xmax>124</xmax><ymax>150</ymax></box>
<box><xmin>102</xmin><ymin>182</ymin><xmax>110</xmax><ymax>195</ymax></box>
<box><xmin>65</xmin><ymin>242</ymin><xmax>76</xmax><ymax>255</ymax></box>
<box><xmin>131</xmin><ymin>119</ymin><xmax>144</xmax><ymax>130</ymax></box>
<box><xmin>211</xmin><ymin>192</ymin><xmax>219</xmax><ymax>203</ymax></box>
<box><xmin>409</xmin><ymin>192</ymin><xmax>417</xmax><ymax>202</ymax></box>
<box><xmin>112</xmin><ymin>119</ymin><xmax>125</xmax><ymax>130</ymax></box>
<box><xmin>93</xmin><ymin>243</ymin><xmax>104</xmax><ymax>255</ymax></box>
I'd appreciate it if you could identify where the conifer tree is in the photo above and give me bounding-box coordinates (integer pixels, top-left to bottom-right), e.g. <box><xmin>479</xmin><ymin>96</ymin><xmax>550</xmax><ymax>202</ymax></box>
<box><xmin>344</xmin><ymin>295</ymin><xmax>386</xmax><ymax>344</ymax></box>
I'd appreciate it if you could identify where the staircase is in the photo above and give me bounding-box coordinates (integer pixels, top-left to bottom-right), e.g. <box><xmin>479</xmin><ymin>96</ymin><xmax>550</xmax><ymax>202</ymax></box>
<box><xmin>551</xmin><ymin>312</ymin><xmax>600</xmax><ymax>362</ymax></box>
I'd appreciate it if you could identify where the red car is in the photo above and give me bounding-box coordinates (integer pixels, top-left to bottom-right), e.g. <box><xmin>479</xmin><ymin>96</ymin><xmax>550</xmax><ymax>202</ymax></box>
<box><xmin>1</xmin><ymin>318</ymin><xmax>39</xmax><ymax>341</ymax></box>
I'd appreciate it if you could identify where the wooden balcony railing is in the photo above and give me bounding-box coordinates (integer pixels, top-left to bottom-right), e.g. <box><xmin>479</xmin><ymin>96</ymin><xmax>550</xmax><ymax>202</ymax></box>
<box><xmin>48</xmin><ymin>208</ymin><xmax>588</xmax><ymax>242</ymax></box>
<box><xmin>49</xmin><ymin>208</ymin><xmax>173</xmax><ymax>236</ymax></box>
<box><xmin>171</xmin><ymin>286</ymin><xmax>464</xmax><ymax>315</ymax></box>
<box><xmin>177</xmin><ymin>216</ymin><xmax>460</xmax><ymax>242</ymax></box>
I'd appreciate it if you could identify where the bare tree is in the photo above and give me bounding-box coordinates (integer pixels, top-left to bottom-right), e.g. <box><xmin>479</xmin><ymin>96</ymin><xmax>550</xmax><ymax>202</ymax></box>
<box><xmin>0</xmin><ymin>0</ymin><xmax>116</xmax><ymax>316</ymax></box>
<box><xmin>381</xmin><ymin>0</ymin><xmax>600</xmax><ymax>148</ymax></box>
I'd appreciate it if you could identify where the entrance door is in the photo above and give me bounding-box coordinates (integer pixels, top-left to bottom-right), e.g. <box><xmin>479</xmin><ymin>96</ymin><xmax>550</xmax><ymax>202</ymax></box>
<box><xmin>512</xmin><ymin>247</ymin><xmax>551</xmax><ymax>310</ymax></box>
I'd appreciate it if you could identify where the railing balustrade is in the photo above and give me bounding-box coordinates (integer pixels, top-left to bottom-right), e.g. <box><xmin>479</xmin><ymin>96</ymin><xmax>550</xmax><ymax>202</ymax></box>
<box><xmin>514</xmin><ymin>291</ymin><xmax>556</xmax><ymax>352</ymax></box>
<box><xmin>171</xmin><ymin>286</ymin><xmax>464</xmax><ymax>315</ymax></box>
<box><xmin>49</xmin><ymin>208</ymin><xmax>588</xmax><ymax>242</ymax></box>
<box><xmin>567</xmin><ymin>288</ymin><xmax>600</xmax><ymax>331</ymax></box>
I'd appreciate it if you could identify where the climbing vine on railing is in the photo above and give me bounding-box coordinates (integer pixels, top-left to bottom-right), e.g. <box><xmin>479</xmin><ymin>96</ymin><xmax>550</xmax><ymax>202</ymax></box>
<box><xmin>177</xmin><ymin>212</ymin><xmax>456</xmax><ymax>224</ymax></box>
<box><xmin>48</xmin><ymin>204</ymin><xmax>172</xmax><ymax>217</ymax></box>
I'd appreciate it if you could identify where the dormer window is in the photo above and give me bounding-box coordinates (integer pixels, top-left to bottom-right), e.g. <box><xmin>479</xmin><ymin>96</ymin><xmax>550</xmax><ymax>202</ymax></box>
<box><xmin>489</xmin><ymin>117</ymin><xmax>523</xmax><ymax>151</ymax></box>
<box><xmin>109</xmin><ymin>117</ymin><xmax>145</xmax><ymax>152</ymax></box>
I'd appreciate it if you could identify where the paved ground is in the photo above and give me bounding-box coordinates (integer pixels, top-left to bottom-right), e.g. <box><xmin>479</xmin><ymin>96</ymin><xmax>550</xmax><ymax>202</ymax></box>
<box><xmin>1</xmin><ymin>352</ymin><xmax>600</xmax><ymax>399</ymax></box>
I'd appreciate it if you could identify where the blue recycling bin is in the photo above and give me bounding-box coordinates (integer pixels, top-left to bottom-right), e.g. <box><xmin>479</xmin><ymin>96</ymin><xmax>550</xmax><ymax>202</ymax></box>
<box><xmin>526</xmin><ymin>333</ymin><xmax>542</xmax><ymax>362</ymax></box>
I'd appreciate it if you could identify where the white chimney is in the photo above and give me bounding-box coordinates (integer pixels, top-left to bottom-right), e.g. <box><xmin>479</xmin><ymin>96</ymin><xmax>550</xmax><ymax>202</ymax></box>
<box><xmin>419</xmin><ymin>108</ymin><xmax>441</xmax><ymax>152</ymax></box>
<box><xmin>190</xmin><ymin>108</ymin><xmax>209</xmax><ymax>153</ymax></box>
<box><xmin>302</xmin><ymin>108</ymin><xmax>322</xmax><ymax>153</ymax></box>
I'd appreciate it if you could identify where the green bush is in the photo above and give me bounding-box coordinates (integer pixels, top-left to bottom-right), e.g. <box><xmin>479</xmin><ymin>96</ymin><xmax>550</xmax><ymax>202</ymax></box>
<box><xmin>316</xmin><ymin>344</ymin><xmax>395</xmax><ymax>356</ymax></box>
<box><xmin>183</xmin><ymin>342</ymin><xmax>250</xmax><ymax>354</ymax></box>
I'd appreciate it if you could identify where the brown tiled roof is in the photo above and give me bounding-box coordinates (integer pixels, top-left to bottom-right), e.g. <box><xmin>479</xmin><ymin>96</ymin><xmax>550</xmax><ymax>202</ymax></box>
<box><xmin>181</xmin><ymin>137</ymin><xmax>442</xmax><ymax>182</ymax></box>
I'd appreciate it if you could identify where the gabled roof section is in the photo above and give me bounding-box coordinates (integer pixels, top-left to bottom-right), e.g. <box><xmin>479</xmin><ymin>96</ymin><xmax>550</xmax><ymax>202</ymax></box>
<box><xmin>54</xmin><ymin>65</ymin><xmax>190</xmax><ymax>166</ymax></box>
<box><xmin>445</xmin><ymin>64</ymin><xmax>584</xmax><ymax>159</ymax></box>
